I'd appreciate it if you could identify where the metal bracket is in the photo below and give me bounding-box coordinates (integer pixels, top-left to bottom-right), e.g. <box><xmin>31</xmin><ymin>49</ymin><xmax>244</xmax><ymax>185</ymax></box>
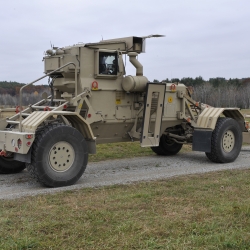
<box><xmin>140</xmin><ymin>83</ymin><xmax>166</xmax><ymax>147</ymax></box>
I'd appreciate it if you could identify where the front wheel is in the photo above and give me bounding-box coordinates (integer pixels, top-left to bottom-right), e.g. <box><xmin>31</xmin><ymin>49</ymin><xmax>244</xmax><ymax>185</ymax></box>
<box><xmin>205</xmin><ymin>117</ymin><xmax>242</xmax><ymax>163</ymax></box>
<box><xmin>26</xmin><ymin>124</ymin><xmax>88</xmax><ymax>187</ymax></box>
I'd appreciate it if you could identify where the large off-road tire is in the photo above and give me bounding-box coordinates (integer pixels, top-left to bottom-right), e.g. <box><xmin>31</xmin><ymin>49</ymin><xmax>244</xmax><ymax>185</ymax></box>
<box><xmin>26</xmin><ymin>124</ymin><xmax>88</xmax><ymax>187</ymax></box>
<box><xmin>205</xmin><ymin>117</ymin><xmax>242</xmax><ymax>163</ymax></box>
<box><xmin>151</xmin><ymin>134</ymin><xmax>183</xmax><ymax>156</ymax></box>
<box><xmin>0</xmin><ymin>155</ymin><xmax>26</xmax><ymax>174</ymax></box>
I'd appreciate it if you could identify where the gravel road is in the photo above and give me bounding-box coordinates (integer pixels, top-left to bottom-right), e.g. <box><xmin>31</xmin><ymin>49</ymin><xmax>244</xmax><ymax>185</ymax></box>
<box><xmin>1</xmin><ymin>146</ymin><xmax>250</xmax><ymax>200</ymax></box>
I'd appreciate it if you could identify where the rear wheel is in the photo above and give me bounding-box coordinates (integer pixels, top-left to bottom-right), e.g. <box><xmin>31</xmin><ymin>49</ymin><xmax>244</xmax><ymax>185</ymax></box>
<box><xmin>26</xmin><ymin>124</ymin><xmax>88</xmax><ymax>187</ymax></box>
<box><xmin>151</xmin><ymin>134</ymin><xmax>183</xmax><ymax>156</ymax></box>
<box><xmin>205</xmin><ymin>117</ymin><xmax>242</xmax><ymax>163</ymax></box>
<box><xmin>0</xmin><ymin>154</ymin><xmax>26</xmax><ymax>174</ymax></box>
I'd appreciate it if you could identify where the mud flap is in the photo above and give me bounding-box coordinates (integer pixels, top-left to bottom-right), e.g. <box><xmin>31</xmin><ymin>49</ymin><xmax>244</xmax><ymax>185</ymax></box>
<box><xmin>14</xmin><ymin>148</ymin><xmax>32</xmax><ymax>163</ymax></box>
<box><xmin>192</xmin><ymin>129</ymin><xmax>212</xmax><ymax>152</ymax></box>
<box><xmin>141</xmin><ymin>83</ymin><xmax>166</xmax><ymax>147</ymax></box>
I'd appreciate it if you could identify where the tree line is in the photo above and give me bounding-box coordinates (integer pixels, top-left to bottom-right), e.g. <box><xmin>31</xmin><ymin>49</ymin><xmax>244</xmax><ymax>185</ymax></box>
<box><xmin>0</xmin><ymin>81</ymin><xmax>49</xmax><ymax>96</ymax></box>
<box><xmin>1</xmin><ymin>78</ymin><xmax>250</xmax><ymax>108</ymax></box>
<box><xmin>153</xmin><ymin>77</ymin><xmax>250</xmax><ymax>108</ymax></box>
<box><xmin>0</xmin><ymin>81</ymin><xmax>50</xmax><ymax>107</ymax></box>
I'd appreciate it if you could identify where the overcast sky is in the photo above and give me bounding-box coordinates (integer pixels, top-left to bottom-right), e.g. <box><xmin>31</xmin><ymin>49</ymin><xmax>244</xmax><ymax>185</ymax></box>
<box><xmin>1</xmin><ymin>0</ymin><xmax>250</xmax><ymax>84</ymax></box>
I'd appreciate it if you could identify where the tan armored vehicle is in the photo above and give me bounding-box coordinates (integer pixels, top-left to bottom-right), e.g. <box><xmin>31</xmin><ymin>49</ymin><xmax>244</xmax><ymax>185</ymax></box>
<box><xmin>0</xmin><ymin>35</ymin><xmax>249</xmax><ymax>187</ymax></box>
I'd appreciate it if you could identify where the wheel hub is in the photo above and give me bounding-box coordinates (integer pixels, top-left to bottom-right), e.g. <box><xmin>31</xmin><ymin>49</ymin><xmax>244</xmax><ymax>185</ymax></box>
<box><xmin>48</xmin><ymin>141</ymin><xmax>75</xmax><ymax>172</ymax></box>
<box><xmin>222</xmin><ymin>130</ymin><xmax>235</xmax><ymax>153</ymax></box>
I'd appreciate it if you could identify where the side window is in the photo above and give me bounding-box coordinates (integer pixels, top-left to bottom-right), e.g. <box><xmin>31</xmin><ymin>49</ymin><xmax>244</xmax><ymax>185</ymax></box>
<box><xmin>99</xmin><ymin>52</ymin><xmax>118</xmax><ymax>75</ymax></box>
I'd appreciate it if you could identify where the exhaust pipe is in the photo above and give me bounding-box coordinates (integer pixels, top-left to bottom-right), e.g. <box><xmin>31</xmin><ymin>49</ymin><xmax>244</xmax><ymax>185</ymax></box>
<box><xmin>128</xmin><ymin>52</ymin><xmax>143</xmax><ymax>76</ymax></box>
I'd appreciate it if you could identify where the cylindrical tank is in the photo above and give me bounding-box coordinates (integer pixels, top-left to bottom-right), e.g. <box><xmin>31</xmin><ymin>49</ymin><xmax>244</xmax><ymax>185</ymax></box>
<box><xmin>122</xmin><ymin>75</ymin><xmax>148</xmax><ymax>92</ymax></box>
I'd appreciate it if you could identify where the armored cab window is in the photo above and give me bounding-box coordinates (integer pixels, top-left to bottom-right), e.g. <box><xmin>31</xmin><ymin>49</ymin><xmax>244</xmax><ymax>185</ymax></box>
<box><xmin>95</xmin><ymin>50</ymin><xmax>119</xmax><ymax>79</ymax></box>
<box><xmin>99</xmin><ymin>52</ymin><xmax>118</xmax><ymax>75</ymax></box>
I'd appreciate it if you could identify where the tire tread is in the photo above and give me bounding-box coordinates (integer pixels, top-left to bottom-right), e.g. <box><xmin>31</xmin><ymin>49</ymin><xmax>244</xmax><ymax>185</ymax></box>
<box><xmin>151</xmin><ymin>134</ymin><xmax>183</xmax><ymax>156</ymax></box>
<box><xmin>26</xmin><ymin>123</ymin><xmax>88</xmax><ymax>187</ymax></box>
<box><xmin>205</xmin><ymin>117</ymin><xmax>242</xmax><ymax>163</ymax></box>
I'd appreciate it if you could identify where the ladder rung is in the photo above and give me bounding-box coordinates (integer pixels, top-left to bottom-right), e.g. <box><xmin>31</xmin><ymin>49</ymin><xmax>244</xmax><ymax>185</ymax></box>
<box><xmin>7</xmin><ymin>121</ymin><xmax>20</xmax><ymax>124</ymax></box>
<box><xmin>31</xmin><ymin>106</ymin><xmax>56</xmax><ymax>110</ymax></box>
<box><xmin>21</xmin><ymin>113</ymin><xmax>31</xmax><ymax>116</ymax></box>
<box><xmin>47</xmin><ymin>99</ymin><xmax>67</xmax><ymax>102</ymax></box>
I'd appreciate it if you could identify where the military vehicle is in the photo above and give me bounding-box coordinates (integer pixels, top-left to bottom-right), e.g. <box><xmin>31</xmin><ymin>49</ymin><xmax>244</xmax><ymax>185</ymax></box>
<box><xmin>0</xmin><ymin>34</ymin><xmax>249</xmax><ymax>187</ymax></box>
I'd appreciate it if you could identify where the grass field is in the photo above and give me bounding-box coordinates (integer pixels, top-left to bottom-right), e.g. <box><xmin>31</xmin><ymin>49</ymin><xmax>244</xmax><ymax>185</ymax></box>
<box><xmin>89</xmin><ymin>142</ymin><xmax>192</xmax><ymax>162</ymax></box>
<box><xmin>1</xmin><ymin>169</ymin><xmax>250</xmax><ymax>249</ymax></box>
